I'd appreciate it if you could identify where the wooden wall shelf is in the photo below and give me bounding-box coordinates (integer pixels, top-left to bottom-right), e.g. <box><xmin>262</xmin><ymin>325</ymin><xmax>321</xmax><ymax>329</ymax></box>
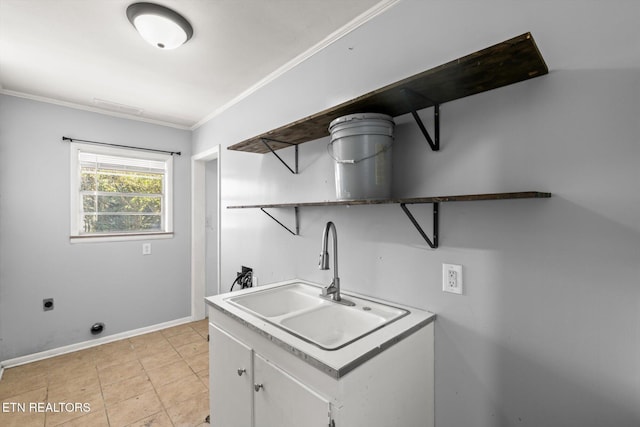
<box><xmin>225</xmin><ymin>33</ymin><xmax>551</xmax><ymax>248</ymax></box>
<box><xmin>227</xmin><ymin>192</ymin><xmax>551</xmax><ymax>210</ymax></box>
<box><xmin>228</xmin><ymin>32</ymin><xmax>548</xmax><ymax>154</ymax></box>
<box><xmin>228</xmin><ymin>192</ymin><xmax>551</xmax><ymax>248</ymax></box>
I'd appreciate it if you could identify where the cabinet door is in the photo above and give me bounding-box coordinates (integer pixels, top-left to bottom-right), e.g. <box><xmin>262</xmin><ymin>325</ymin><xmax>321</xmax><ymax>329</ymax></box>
<box><xmin>253</xmin><ymin>353</ymin><xmax>331</xmax><ymax>427</ymax></box>
<box><xmin>209</xmin><ymin>324</ymin><xmax>254</xmax><ymax>427</ymax></box>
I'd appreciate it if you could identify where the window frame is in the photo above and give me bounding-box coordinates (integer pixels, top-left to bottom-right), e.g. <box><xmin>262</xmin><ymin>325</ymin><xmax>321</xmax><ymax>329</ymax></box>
<box><xmin>69</xmin><ymin>142</ymin><xmax>174</xmax><ymax>243</ymax></box>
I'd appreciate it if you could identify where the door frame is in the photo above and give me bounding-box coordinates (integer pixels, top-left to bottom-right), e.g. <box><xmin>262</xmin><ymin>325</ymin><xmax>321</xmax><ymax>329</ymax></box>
<box><xmin>191</xmin><ymin>145</ymin><xmax>221</xmax><ymax>319</ymax></box>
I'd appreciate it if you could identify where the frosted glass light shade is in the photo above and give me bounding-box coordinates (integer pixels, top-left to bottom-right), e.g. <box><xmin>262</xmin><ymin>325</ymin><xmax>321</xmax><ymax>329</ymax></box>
<box><xmin>132</xmin><ymin>14</ymin><xmax>186</xmax><ymax>49</ymax></box>
<box><xmin>127</xmin><ymin>2</ymin><xmax>193</xmax><ymax>50</ymax></box>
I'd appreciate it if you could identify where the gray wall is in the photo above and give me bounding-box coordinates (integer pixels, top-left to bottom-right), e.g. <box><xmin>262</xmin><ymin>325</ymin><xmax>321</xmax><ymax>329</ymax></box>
<box><xmin>193</xmin><ymin>2</ymin><xmax>639</xmax><ymax>426</ymax></box>
<box><xmin>0</xmin><ymin>95</ymin><xmax>192</xmax><ymax>361</ymax></box>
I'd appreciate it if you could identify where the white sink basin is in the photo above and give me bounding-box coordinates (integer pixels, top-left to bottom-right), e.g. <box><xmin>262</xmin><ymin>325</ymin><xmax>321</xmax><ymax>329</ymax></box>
<box><xmin>226</xmin><ymin>282</ymin><xmax>409</xmax><ymax>350</ymax></box>
<box><xmin>280</xmin><ymin>304</ymin><xmax>389</xmax><ymax>349</ymax></box>
<box><xmin>227</xmin><ymin>283</ymin><xmax>325</xmax><ymax>317</ymax></box>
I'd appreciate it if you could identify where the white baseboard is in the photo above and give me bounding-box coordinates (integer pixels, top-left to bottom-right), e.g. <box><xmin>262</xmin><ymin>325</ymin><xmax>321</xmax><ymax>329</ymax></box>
<box><xmin>0</xmin><ymin>316</ymin><xmax>195</xmax><ymax>374</ymax></box>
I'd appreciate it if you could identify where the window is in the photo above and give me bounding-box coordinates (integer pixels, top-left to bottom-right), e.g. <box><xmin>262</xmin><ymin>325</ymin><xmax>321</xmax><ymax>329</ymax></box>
<box><xmin>70</xmin><ymin>143</ymin><xmax>173</xmax><ymax>241</ymax></box>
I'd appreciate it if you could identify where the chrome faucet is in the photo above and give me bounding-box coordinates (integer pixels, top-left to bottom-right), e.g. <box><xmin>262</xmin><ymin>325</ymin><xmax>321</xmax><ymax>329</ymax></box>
<box><xmin>318</xmin><ymin>221</ymin><xmax>354</xmax><ymax>306</ymax></box>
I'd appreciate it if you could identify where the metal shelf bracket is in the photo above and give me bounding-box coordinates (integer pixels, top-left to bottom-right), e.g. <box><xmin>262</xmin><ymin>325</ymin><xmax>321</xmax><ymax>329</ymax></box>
<box><xmin>400</xmin><ymin>202</ymin><xmax>439</xmax><ymax>248</ymax></box>
<box><xmin>260</xmin><ymin>207</ymin><xmax>299</xmax><ymax>236</ymax></box>
<box><xmin>402</xmin><ymin>89</ymin><xmax>440</xmax><ymax>151</ymax></box>
<box><xmin>261</xmin><ymin>138</ymin><xmax>298</xmax><ymax>174</ymax></box>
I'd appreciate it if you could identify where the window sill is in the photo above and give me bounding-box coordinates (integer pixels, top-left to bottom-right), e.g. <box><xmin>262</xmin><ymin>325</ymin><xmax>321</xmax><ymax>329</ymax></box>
<box><xmin>69</xmin><ymin>232</ymin><xmax>174</xmax><ymax>244</ymax></box>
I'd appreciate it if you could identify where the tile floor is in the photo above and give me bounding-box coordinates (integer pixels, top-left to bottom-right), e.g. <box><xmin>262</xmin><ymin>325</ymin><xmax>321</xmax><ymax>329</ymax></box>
<box><xmin>0</xmin><ymin>319</ymin><xmax>210</xmax><ymax>427</ymax></box>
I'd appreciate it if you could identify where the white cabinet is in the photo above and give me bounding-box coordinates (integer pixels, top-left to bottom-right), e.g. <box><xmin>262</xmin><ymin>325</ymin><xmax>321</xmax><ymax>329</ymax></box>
<box><xmin>209</xmin><ymin>324</ymin><xmax>253</xmax><ymax>427</ymax></box>
<box><xmin>208</xmin><ymin>319</ymin><xmax>433</xmax><ymax>427</ymax></box>
<box><xmin>254</xmin><ymin>353</ymin><xmax>330</xmax><ymax>427</ymax></box>
<box><xmin>210</xmin><ymin>324</ymin><xmax>332</xmax><ymax>427</ymax></box>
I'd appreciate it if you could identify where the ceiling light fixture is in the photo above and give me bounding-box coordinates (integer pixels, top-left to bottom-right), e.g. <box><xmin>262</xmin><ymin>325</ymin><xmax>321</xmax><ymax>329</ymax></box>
<box><xmin>126</xmin><ymin>2</ymin><xmax>193</xmax><ymax>50</ymax></box>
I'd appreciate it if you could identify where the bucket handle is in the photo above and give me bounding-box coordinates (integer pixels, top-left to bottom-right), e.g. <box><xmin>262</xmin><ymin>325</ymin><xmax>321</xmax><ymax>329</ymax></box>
<box><xmin>327</xmin><ymin>136</ymin><xmax>394</xmax><ymax>165</ymax></box>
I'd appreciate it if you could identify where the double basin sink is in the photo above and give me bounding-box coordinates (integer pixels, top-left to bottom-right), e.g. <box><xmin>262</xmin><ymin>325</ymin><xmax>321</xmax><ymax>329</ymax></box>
<box><xmin>225</xmin><ymin>282</ymin><xmax>409</xmax><ymax>350</ymax></box>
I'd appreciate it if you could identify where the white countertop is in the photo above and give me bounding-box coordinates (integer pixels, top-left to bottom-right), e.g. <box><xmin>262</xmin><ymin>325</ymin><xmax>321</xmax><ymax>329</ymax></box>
<box><xmin>205</xmin><ymin>279</ymin><xmax>435</xmax><ymax>378</ymax></box>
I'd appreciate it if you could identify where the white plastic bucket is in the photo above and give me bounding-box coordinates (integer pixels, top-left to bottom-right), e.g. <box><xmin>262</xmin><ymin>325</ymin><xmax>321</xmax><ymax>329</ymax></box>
<box><xmin>328</xmin><ymin>113</ymin><xmax>394</xmax><ymax>200</ymax></box>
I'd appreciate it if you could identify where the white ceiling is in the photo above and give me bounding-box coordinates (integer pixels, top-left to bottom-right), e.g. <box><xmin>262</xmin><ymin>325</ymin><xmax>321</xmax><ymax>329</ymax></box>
<box><xmin>0</xmin><ymin>0</ymin><xmax>386</xmax><ymax>129</ymax></box>
<box><xmin>1</xmin><ymin>1</ymin><xmax>638</xmax><ymax>131</ymax></box>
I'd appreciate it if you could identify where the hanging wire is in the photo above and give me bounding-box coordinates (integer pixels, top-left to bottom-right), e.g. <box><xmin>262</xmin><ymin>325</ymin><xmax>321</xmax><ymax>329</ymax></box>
<box><xmin>326</xmin><ymin>137</ymin><xmax>393</xmax><ymax>164</ymax></box>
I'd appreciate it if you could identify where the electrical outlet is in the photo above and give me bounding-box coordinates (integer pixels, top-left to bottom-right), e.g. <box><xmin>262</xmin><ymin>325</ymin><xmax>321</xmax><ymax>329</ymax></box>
<box><xmin>142</xmin><ymin>243</ymin><xmax>152</xmax><ymax>255</ymax></box>
<box><xmin>235</xmin><ymin>266</ymin><xmax>253</xmax><ymax>289</ymax></box>
<box><xmin>442</xmin><ymin>263</ymin><xmax>463</xmax><ymax>294</ymax></box>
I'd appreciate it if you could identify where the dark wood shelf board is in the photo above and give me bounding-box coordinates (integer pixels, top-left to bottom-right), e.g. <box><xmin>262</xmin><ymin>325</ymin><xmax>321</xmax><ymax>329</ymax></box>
<box><xmin>229</xmin><ymin>32</ymin><xmax>548</xmax><ymax>154</ymax></box>
<box><xmin>227</xmin><ymin>191</ymin><xmax>551</xmax><ymax>210</ymax></box>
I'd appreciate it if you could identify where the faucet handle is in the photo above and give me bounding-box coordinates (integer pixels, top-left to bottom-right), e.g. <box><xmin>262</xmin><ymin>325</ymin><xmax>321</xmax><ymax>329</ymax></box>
<box><xmin>321</xmin><ymin>280</ymin><xmax>336</xmax><ymax>296</ymax></box>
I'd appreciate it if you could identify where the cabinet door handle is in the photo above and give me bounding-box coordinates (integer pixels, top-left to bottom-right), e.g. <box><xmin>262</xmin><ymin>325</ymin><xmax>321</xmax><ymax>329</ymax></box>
<box><xmin>254</xmin><ymin>383</ymin><xmax>264</xmax><ymax>392</ymax></box>
<box><xmin>237</xmin><ymin>368</ymin><xmax>246</xmax><ymax>376</ymax></box>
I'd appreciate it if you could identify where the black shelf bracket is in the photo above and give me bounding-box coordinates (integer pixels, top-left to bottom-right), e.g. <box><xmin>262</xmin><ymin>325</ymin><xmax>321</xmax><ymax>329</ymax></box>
<box><xmin>402</xmin><ymin>89</ymin><xmax>440</xmax><ymax>151</ymax></box>
<box><xmin>261</xmin><ymin>138</ymin><xmax>298</xmax><ymax>174</ymax></box>
<box><xmin>260</xmin><ymin>207</ymin><xmax>299</xmax><ymax>236</ymax></box>
<box><xmin>400</xmin><ymin>202</ymin><xmax>439</xmax><ymax>248</ymax></box>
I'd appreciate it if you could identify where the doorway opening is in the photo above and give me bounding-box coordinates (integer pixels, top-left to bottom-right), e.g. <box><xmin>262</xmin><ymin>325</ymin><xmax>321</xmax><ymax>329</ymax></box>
<box><xmin>191</xmin><ymin>146</ymin><xmax>221</xmax><ymax>320</ymax></box>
